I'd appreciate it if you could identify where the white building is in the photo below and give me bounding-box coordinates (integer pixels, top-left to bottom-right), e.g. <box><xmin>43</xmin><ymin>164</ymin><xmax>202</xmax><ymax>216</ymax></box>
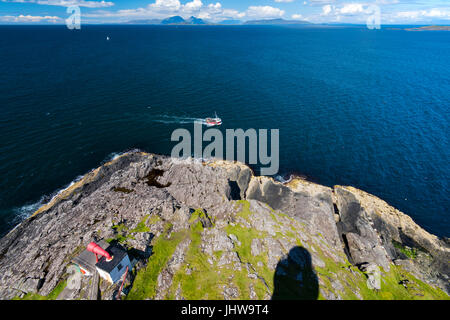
<box><xmin>73</xmin><ymin>241</ymin><xmax>132</xmax><ymax>284</ymax></box>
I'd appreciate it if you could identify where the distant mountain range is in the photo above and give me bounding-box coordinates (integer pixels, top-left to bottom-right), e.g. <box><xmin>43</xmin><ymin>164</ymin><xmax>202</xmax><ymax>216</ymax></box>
<box><xmin>127</xmin><ymin>16</ymin><xmax>207</xmax><ymax>25</ymax></box>
<box><xmin>126</xmin><ymin>16</ymin><xmax>311</xmax><ymax>26</ymax></box>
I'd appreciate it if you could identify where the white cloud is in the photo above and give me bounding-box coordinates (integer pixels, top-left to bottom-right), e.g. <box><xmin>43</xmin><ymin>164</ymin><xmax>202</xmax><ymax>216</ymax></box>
<box><xmin>220</xmin><ymin>9</ymin><xmax>245</xmax><ymax>19</ymax></box>
<box><xmin>376</xmin><ymin>0</ymin><xmax>398</xmax><ymax>4</ymax></box>
<box><xmin>322</xmin><ymin>5</ymin><xmax>333</xmax><ymax>15</ymax></box>
<box><xmin>208</xmin><ymin>3</ymin><xmax>221</xmax><ymax>12</ymax></box>
<box><xmin>184</xmin><ymin>0</ymin><xmax>203</xmax><ymax>12</ymax></box>
<box><xmin>20</xmin><ymin>0</ymin><xmax>445</xmax><ymax>24</ymax></box>
<box><xmin>308</xmin><ymin>0</ymin><xmax>336</xmax><ymax>4</ymax></box>
<box><xmin>395</xmin><ymin>8</ymin><xmax>450</xmax><ymax>21</ymax></box>
<box><xmin>1</xmin><ymin>14</ymin><xmax>62</xmax><ymax>22</ymax></box>
<box><xmin>316</xmin><ymin>3</ymin><xmax>450</xmax><ymax>24</ymax></box>
<box><xmin>2</xmin><ymin>0</ymin><xmax>114</xmax><ymax>8</ymax></box>
<box><xmin>309</xmin><ymin>2</ymin><xmax>383</xmax><ymax>23</ymax></box>
<box><xmin>339</xmin><ymin>3</ymin><xmax>366</xmax><ymax>15</ymax></box>
<box><xmin>321</xmin><ymin>3</ymin><xmax>377</xmax><ymax>18</ymax></box>
<box><xmin>150</xmin><ymin>0</ymin><xmax>181</xmax><ymax>11</ymax></box>
<box><xmin>83</xmin><ymin>0</ymin><xmax>249</xmax><ymax>22</ymax></box>
<box><xmin>246</xmin><ymin>6</ymin><xmax>285</xmax><ymax>19</ymax></box>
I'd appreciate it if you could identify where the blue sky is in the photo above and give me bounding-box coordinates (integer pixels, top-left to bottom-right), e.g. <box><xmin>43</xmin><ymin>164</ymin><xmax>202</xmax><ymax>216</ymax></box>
<box><xmin>1</xmin><ymin>0</ymin><xmax>449</xmax><ymax>24</ymax></box>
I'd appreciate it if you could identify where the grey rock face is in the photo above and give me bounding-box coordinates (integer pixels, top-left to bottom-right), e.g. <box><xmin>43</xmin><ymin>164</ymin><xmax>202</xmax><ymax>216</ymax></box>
<box><xmin>251</xmin><ymin>239</ymin><xmax>263</xmax><ymax>257</ymax></box>
<box><xmin>334</xmin><ymin>185</ymin><xmax>450</xmax><ymax>293</ymax></box>
<box><xmin>0</xmin><ymin>153</ymin><xmax>174</xmax><ymax>298</ymax></box>
<box><xmin>359</xmin><ymin>263</ymin><xmax>381</xmax><ymax>290</ymax></box>
<box><xmin>160</xmin><ymin>159</ymin><xmax>252</xmax><ymax>217</ymax></box>
<box><xmin>334</xmin><ymin>187</ymin><xmax>391</xmax><ymax>271</ymax></box>
<box><xmin>222</xmin><ymin>285</ymin><xmax>239</xmax><ymax>299</ymax></box>
<box><xmin>345</xmin><ymin>232</ymin><xmax>390</xmax><ymax>271</ymax></box>
<box><xmin>0</xmin><ymin>152</ymin><xmax>447</xmax><ymax>299</ymax></box>
<box><xmin>201</xmin><ymin>228</ymin><xmax>234</xmax><ymax>257</ymax></box>
<box><xmin>246</xmin><ymin>177</ymin><xmax>341</xmax><ymax>250</ymax></box>
<box><xmin>156</xmin><ymin>238</ymin><xmax>191</xmax><ymax>299</ymax></box>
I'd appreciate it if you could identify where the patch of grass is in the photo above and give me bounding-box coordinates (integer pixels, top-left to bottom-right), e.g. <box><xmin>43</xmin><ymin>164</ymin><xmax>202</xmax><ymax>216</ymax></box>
<box><xmin>392</xmin><ymin>240</ymin><xmax>418</xmax><ymax>259</ymax></box>
<box><xmin>116</xmin><ymin>234</ymin><xmax>132</xmax><ymax>243</ymax></box>
<box><xmin>168</xmin><ymin>220</ymin><xmax>224</xmax><ymax>299</ymax></box>
<box><xmin>131</xmin><ymin>221</ymin><xmax>150</xmax><ymax>233</ymax></box>
<box><xmin>162</xmin><ymin>208</ymin><xmax>263</xmax><ymax>299</ymax></box>
<box><xmin>225</xmin><ymin>203</ymin><xmax>274</xmax><ymax>297</ymax></box>
<box><xmin>112</xmin><ymin>222</ymin><xmax>128</xmax><ymax>233</ymax></box>
<box><xmin>147</xmin><ymin>214</ymin><xmax>161</xmax><ymax>225</ymax></box>
<box><xmin>126</xmin><ymin>229</ymin><xmax>186</xmax><ymax>300</ymax></box>
<box><xmin>13</xmin><ymin>280</ymin><xmax>67</xmax><ymax>300</ymax></box>
<box><xmin>357</xmin><ymin>264</ymin><xmax>449</xmax><ymax>300</ymax></box>
<box><xmin>125</xmin><ymin>198</ymin><xmax>449</xmax><ymax>301</ymax></box>
<box><xmin>168</xmin><ymin>217</ymin><xmax>259</xmax><ymax>300</ymax></box>
<box><xmin>234</xmin><ymin>200</ymin><xmax>252</xmax><ymax>221</ymax></box>
<box><xmin>213</xmin><ymin>250</ymin><xmax>223</xmax><ymax>260</ymax></box>
<box><xmin>189</xmin><ymin>209</ymin><xmax>206</xmax><ymax>223</ymax></box>
<box><xmin>314</xmin><ymin>244</ymin><xmax>449</xmax><ymax>300</ymax></box>
<box><xmin>110</xmin><ymin>219</ymin><xmax>153</xmax><ymax>244</ymax></box>
<box><xmin>130</xmin><ymin>215</ymin><xmax>151</xmax><ymax>233</ymax></box>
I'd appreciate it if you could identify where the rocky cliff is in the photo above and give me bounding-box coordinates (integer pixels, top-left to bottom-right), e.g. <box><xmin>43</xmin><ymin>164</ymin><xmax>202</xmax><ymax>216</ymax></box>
<box><xmin>0</xmin><ymin>151</ymin><xmax>448</xmax><ymax>300</ymax></box>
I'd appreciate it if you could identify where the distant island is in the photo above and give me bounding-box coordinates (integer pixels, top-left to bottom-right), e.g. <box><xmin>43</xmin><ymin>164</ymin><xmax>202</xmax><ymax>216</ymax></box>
<box><xmin>125</xmin><ymin>19</ymin><xmax>450</xmax><ymax>30</ymax></box>
<box><xmin>405</xmin><ymin>26</ymin><xmax>450</xmax><ymax>31</ymax></box>
<box><xmin>127</xmin><ymin>16</ymin><xmax>205</xmax><ymax>25</ymax></box>
<box><xmin>127</xmin><ymin>16</ymin><xmax>311</xmax><ymax>26</ymax></box>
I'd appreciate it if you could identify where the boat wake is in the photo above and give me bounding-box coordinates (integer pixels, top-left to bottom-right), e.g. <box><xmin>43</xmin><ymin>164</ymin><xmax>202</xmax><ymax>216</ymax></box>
<box><xmin>152</xmin><ymin>115</ymin><xmax>208</xmax><ymax>125</ymax></box>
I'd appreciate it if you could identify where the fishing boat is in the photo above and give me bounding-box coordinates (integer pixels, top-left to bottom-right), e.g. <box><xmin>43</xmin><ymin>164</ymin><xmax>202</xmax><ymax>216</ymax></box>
<box><xmin>205</xmin><ymin>113</ymin><xmax>222</xmax><ymax>126</ymax></box>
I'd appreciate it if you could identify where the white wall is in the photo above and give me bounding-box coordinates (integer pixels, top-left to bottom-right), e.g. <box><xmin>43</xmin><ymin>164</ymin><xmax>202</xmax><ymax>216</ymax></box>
<box><xmin>97</xmin><ymin>255</ymin><xmax>132</xmax><ymax>284</ymax></box>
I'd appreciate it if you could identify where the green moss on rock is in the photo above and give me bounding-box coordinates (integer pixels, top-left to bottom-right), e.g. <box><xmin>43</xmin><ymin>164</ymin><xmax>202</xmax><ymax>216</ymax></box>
<box><xmin>13</xmin><ymin>280</ymin><xmax>67</xmax><ymax>300</ymax></box>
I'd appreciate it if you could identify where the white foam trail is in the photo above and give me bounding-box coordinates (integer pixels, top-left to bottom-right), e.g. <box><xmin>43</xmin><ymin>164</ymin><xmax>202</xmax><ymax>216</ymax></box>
<box><xmin>152</xmin><ymin>115</ymin><xmax>207</xmax><ymax>125</ymax></box>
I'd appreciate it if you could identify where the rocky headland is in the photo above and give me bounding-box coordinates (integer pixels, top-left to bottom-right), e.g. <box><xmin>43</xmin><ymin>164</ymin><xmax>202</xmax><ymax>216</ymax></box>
<box><xmin>0</xmin><ymin>151</ymin><xmax>448</xmax><ymax>300</ymax></box>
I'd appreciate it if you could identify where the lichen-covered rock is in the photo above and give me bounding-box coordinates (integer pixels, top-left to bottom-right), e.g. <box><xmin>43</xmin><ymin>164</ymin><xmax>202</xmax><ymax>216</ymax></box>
<box><xmin>246</xmin><ymin>176</ymin><xmax>342</xmax><ymax>250</ymax></box>
<box><xmin>155</xmin><ymin>238</ymin><xmax>191</xmax><ymax>299</ymax></box>
<box><xmin>334</xmin><ymin>185</ymin><xmax>450</xmax><ymax>293</ymax></box>
<box><xmin>0</xmin><ymin>151</ymin><xmax>448</xmax><ymax>300</ymax></box>
<box><xmin>345</xmin><ymin>232</ymin><xmax>391</xmax><ymax>271</ymax></box>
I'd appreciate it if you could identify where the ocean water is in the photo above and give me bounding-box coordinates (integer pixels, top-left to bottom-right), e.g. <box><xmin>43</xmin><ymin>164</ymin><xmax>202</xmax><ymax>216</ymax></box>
<box><xmin>0</xmin><ymin>25</ymin><xmax>448</xmax><ymax>237</ymax></box>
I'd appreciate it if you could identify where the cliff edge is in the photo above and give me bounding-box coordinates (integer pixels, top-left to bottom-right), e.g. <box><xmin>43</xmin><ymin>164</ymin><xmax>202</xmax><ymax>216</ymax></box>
<box><xmin>0</xmin><ymin>151</ymin><xmax>448</xmax><ymax>300</ymax></box>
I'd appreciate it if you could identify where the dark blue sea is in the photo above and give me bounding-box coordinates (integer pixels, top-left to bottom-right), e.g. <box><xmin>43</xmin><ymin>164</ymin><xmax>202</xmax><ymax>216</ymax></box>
<box><xmin>0</xmin><ymin>25</ymin><xmax>448</xmax><ymax>237</ymax></box>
